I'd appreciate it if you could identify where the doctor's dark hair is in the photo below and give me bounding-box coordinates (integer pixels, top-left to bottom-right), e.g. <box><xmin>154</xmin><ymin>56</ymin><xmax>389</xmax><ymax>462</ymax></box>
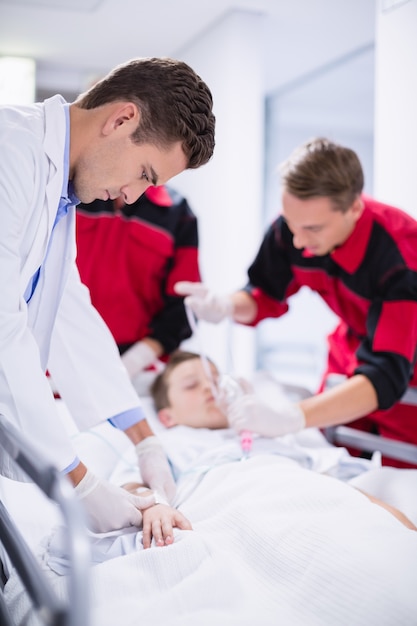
<box><xmin>151</xmin><ymin>350</ymin><xmax>215</xmax><ymax>411</ymax></box>
<box><xmin>279</xmin><ymin>137</ymin><xmax>364</xmax><ymax>212</ymax></box>
<box><xmin>75</xmin><ymin>57</ymin><xmax>215</xmax><ymax>169</ymax></box>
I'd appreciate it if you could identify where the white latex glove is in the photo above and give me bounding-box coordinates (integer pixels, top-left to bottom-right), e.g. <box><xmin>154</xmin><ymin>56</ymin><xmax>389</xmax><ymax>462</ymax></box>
<box><xmin>227</xmin><ymin>394</ymin><xmax>306</xmax><ymax>438</ymax></box>
<box><xmin>174</xmin><ymin>281</ymin><xmax>234</xmax><ymax>323</ymax></box>
<box><xmin>216</xmin><ymin>374</ymin><xmax>253</xmax><ymax>413</ymax></box>
<box><xmin>135</xmin><ymin>436</ymin><xmax>176</xmax><ymax>505</ymax></box>
<box><xmin>121</xmin><ymin>341</ymin><xmax>157</xmax><ymax>379</ymax></box>
<box><xmin>74</xmin><ymin>470</ymin><xmax>156</xmax><ymax>533</ymax></box>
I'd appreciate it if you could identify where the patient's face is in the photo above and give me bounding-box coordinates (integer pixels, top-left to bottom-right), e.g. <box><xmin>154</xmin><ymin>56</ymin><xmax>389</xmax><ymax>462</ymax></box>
<box><xmin>163</xmin><ymin>358</ymin><xmax>228</xmax><ymax>429</ymax></box>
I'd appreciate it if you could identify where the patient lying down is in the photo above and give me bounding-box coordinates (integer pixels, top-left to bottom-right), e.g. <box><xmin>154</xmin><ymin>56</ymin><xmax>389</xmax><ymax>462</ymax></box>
<box><xmin>43</xmin><ymin>349</ymin><xmax>416</xmax><ymax>588</ymax></box>
<box><xmin>147</xmin><ymin>350</ymin><xmax>416</xmax><ymax>531</ymax></box>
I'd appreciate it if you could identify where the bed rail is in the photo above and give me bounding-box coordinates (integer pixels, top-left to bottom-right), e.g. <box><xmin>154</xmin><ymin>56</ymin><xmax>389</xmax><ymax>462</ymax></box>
<box><xmin>324</xmin><ymin>425</ymin><xmax>417</xmax><ymax>465</ymax></box>
<box><xmin>0</xmin><ymin>414</ymin><xmax>91</xmax><ymax>626</ymax></box>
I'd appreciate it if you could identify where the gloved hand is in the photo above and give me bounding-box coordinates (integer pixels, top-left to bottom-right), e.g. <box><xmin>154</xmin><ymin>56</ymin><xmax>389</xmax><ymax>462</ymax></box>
<box><xmin>74</xmin><ymin>470</ymin><xmax>156</xmax><ymax>533</ymax></box>
<box><xmin>135</xmin><ymin>436</ymin><xmax>176</xmax><ymax>505</ymax></box>
<box><xmin>227</xmin><ymin>394</ymin><xmax>306</xmax><ymax>438</ymax></box>
<box><xmin>174</xmin><ymin>281</ymin><xmax>234</xmax><ymax>323</ymax></box>
<box><xmin>215</xmin><ymin>374</ymin><xmax>253</xmax><ymax>413</ymax></box>
<box><xmin>121</xmin><ymin>341</ymin><xmax>157</xmax><ymax>379</ymax></box>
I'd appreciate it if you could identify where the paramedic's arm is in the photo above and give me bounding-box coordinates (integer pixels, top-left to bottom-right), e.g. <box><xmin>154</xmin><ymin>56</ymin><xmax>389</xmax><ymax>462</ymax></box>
<box><xmin>174</xmin><ymin>282</ymin><xmax>259</xmax><ymax>324</ymax></box>
<box><xmin>299</xmin><ymin>374</ymin><xmax>378</xmax><ymax>429</ymax></box>
<box><xmin>299</xmin><ymin>274</ymin><xmax>417</xmax><ymax>429</ymax></box>
<box><xmin>121</xmin><ymin>337</ymin><xmax>163</xmax><ymax>380</ymax></box>
<box><xmin>302</xmin><ymin>253</ymin><xmax>417</xmax><ymax>431</ymax></box>
<box><xmin>228</xmin><ymin>374</ymin><xmax>377</xmax><ymax>438</ymax></box>
<box><xmin>230</xmin><ymin>291</ymin><xmax>258</xmax><ymax>324</ymax></box>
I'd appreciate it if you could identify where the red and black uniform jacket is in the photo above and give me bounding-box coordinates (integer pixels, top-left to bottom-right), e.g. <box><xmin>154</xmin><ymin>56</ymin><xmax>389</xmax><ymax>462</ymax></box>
<box><xmin>76</xmin><ymin>186</ymin><xmax>200</xmax><ymax>357</ymax></box>
<box><xmin>244</xmin><ymin>196</ymin><xmax>417</xmax><ymax>450</ymax></box>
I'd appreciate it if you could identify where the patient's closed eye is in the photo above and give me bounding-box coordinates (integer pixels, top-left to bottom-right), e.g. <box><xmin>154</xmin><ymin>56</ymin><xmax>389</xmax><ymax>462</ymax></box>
<box><xmin>184</xmin><ymin>382</ymin><xmax>198</xmax><ymax>390</ymax></box>
<box><xmin>181</xmin><ymin>378</ymin><xmax>200</xmax><ymax>390</ymax></box>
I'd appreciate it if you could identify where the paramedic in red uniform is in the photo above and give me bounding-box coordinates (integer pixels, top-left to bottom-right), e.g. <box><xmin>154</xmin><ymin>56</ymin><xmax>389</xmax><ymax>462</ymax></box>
<box><xmin>76</xmin><ymin>185</ymin><xmax>200</xmax><ymax>387</ymax></box>
<box><xmin>175</xmin><ymin>137</ymin><xmax>417</xmax><ymax>468</ymax></box>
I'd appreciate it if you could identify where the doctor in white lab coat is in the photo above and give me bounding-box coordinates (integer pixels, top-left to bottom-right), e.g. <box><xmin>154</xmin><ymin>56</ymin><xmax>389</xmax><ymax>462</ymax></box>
<box><xmin>0</xmin><ymin>57</ymin><xmax>215</xmax><ymax>540</ymax></box>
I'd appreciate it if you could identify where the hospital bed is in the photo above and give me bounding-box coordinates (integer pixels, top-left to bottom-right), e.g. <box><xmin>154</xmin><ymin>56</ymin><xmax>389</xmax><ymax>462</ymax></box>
<box><xmin>0</xmin><ymin>414</ymin><xmax>90</xmax><ymax>626</ymax></box>
<box><xmin>1</xmin><ymin>395</ymin><xmax>417</xmax><ymax>626</ymax></box>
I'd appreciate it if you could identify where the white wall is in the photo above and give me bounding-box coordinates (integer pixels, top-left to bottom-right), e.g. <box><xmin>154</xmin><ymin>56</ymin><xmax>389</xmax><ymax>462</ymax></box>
<box><xmin>171</xmin><ymin>9</ymin><xmax>266</xmax><ymax>377</ymax></box>
<box><xmin>374</xmin><ymin>0</ymin><xmax>417</xmax><ymax>217</ymax></box>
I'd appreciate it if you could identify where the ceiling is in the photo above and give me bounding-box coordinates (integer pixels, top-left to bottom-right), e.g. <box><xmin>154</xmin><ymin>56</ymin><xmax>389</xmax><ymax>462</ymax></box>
<box><xmin>0</xmin><ymin>0</ymin><xmax>376</xmax><ymax>98</ymax></box>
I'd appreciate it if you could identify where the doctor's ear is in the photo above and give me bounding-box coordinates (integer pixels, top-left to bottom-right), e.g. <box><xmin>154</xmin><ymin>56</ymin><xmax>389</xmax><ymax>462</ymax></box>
<box><xmin>157</xmin><ymin>408</ymin><xmax>178</xmax><ymax>429</ymax></box>
<box><xmin>102</xmin><ymin>102</ymin><xmax>140</xmax><ymax>135</ymax></box>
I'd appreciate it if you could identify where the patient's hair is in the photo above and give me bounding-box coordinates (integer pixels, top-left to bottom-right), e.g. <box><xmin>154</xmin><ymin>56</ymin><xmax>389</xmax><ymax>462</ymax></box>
<box><xmin>150</xmin><ymin>350</ymin><xmax>212</xmax><ymax>411</ymax></box>
<box><xmin>75</xmin><ymin>57</ymin><xmax>215</xmax><ymax>169</ymax></box>
<box><xmin>279</xmin><ymin>137</ymin><xmax>364</xmax><ymax>212</ymax></box>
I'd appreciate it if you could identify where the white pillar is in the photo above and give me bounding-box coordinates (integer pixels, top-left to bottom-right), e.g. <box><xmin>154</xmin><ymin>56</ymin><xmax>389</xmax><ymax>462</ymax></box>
<box><xmin>0</xmin><ymin>56</ymin><xmax>35</xmax><ymax>104</ymax></box>
<box><xmin>374</xmin><ymin>0</ymin><xmax>417</xmax><ymax>216</ymax></box>
<box><xmin>172</xmin><ymin>10</ymin><xmax>265</xmax><ymax>377</ymax></box>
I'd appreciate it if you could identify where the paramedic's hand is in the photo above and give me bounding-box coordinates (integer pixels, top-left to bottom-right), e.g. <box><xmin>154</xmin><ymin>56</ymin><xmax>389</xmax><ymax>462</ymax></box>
<box><xmin>135</xmin><ymin>436</ymin><xmax>177</xmax><ymax>505</ymax></box>
<box><xmin>122</xmin><ymin>340</ymin><xmax>157</xmax><ymax>379</ymax></box>
<box><xmin>74</xmin><ymin>470</ymin><xmax>155</xmax><ymax>533</ymax></box>
<box><xmin>142</xmin><ymin>504</ymin><xmax>192</xmax><ymax>549</ymax></box>
<box><xmin>227</xmin><ymin>395</ymin><xmax>306</xmax><ymax>438</ymax></box>
<box><xmin>174</xmin><ymin>281</ymin><xmax>234</xmax><ymax>323</ymax></box>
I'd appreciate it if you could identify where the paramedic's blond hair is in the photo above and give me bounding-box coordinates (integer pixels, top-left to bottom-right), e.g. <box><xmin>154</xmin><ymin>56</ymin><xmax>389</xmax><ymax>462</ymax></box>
<box><xmin>280</xmin><ymin>137</ymin><xmax>364</xmax><ymax>212</ymax></box>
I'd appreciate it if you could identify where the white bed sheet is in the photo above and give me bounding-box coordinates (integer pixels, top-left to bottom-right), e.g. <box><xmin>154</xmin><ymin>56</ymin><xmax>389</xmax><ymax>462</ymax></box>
<box><xmin>5</xmin><ymin>454</ymin><xmax>417</xmax><ymax>626</ymax></box>
<box><xmin>3</xmin><ymin>396</ymin><xmax>417</xmax><ymax>626</ymax></box>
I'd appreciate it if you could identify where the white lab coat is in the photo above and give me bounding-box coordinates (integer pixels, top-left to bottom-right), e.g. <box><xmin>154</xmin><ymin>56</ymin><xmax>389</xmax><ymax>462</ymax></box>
<box><xmin>0</xmin><ymin>95</ymin><xmax>141</xmax><ymax>478</ymax></box>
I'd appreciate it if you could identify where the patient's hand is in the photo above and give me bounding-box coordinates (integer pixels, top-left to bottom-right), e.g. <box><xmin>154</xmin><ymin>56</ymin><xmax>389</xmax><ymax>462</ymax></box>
<box><xmin>122</xmin><ymin>482</ymin><xmax>192</xmax><ymax>548</ymax></box>
<box><xmin>141</xmin><ymin>504</ymin><xmax>192</xmax><ymax>548</ymax></box>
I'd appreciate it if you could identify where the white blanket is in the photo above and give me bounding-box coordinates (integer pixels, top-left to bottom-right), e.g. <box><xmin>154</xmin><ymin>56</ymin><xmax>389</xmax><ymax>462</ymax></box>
<box><xmin>5</xmin><ymin>453</ymin><xmax>417</xmax><ymax>626</ymax></box>
<box><xmin>3</xmin><ymin>396</ymin><xmax>417</xmax><ymax>625</ymax></box>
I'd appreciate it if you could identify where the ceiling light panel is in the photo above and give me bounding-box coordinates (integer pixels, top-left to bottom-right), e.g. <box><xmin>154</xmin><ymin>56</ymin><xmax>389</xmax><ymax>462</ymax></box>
<box><xmin>0</xmin><ymin>0</ymin><xmax>104</xmax><ymax>11</ymax></box>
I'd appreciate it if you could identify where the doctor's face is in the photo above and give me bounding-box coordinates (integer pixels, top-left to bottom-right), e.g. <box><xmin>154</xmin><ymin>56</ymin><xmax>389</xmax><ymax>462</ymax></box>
<box><xmin>160</xmin><ymin>358</ymin><xmax>228</xmax><ymax>430</ymax></box>
<box><xmin>72</xmin><ymin>137</ymin><xmax>187</xmax><ymax>205</ymax></box>
<box><xmin>282</xmin><ymin>190</ymin><xmax>363</xmax><ymax>256</ymax></box>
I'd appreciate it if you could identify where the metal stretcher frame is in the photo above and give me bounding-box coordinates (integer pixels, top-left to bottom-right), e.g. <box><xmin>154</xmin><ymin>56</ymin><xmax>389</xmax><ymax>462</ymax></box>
<box><xmin>0</xmin><ymin>414</ymin><xmax>91</xmax><ymax>626</ymax></box>
<box><xmin>325</xmin><ymin>425</ymin><xmax>417</xmax><ymax>465</ymax></box>
<box><xmin>325</xmin><ymin>386</ymin><xmax>417</xmax><ymax>464</ymax></box>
